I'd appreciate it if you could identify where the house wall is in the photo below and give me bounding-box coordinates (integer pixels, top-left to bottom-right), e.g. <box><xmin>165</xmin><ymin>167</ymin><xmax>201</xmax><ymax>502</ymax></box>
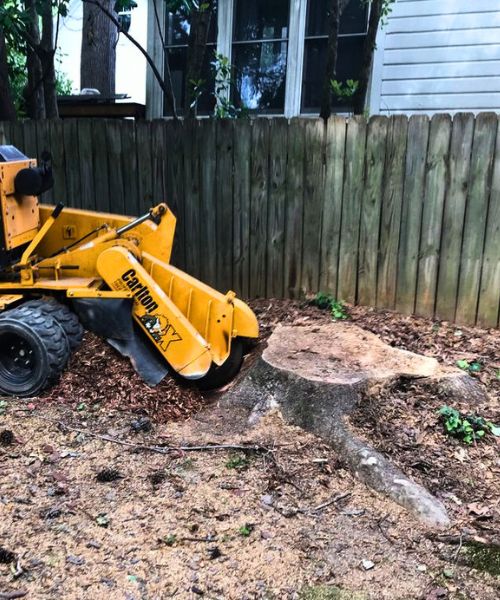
<box><xmin>370</xmin><ymin>0</ymin><xmax>500</xmax><ymax>115</ymax></box>
<box><xmin>57</xmin><ymin>0</ymin><xmax>147</xmax><ymax>103</ymax></box>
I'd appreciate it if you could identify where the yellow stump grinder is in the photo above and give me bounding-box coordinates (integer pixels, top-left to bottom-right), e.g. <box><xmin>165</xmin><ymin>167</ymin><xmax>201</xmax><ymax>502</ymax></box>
<box><xmin>0</xmin><ymin>146</ymin><xmax>259</xmax><ymax>396</ymax></box>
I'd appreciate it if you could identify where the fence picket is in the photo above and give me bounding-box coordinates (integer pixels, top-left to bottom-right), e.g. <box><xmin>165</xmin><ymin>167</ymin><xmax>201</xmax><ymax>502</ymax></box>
<box><xmin>435</xmin><ymin>113</ymin><xmax>475</xmax><ymax>321</ymax></box>
<box><xmin>456</xmin><ymin>113</ymin><xmax>498</xmax><ymax>325</ymax></box>
<box><xmin>338</xmin><ymin>116</ymin><xmax>367</xmax><ymax>303</ymax></box>
<box><xmin>416</xmin><ymin>114</ymin><xmax>452</xmax><ymax>318</ymax></box>
<box><xmin>358</xmin><ymin>116</ymin><xmax>388</xmax><ymax>307</ymax></box>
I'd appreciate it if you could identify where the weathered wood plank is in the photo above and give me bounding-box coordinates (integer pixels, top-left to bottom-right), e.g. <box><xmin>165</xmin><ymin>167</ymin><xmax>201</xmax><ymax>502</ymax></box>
<box><xmin>284</xmin><ymin>118</ymin><xmax>305</xmax><ymax>299</ymax></box>
<box><xmin>35</xmin><ymin>120</ymin><xmax>53</xmax><ymax>203</ymax></box>
<box><xmin>377</xmin><ymin>115</ymin><xmax>408</xmax><ymax>309</ymax></box>
<box><xmin>199</xmin><ymin>120</ymin><xmax>217</xmax><ymax>288</ymax></box>
<box><xmin>456</xmin><ymin>113</ymin><xmax>497</xmax><ymax>325</ymax></box>
<box><xmin>120</xmin><ymin>120</ymin><xmax>139</xmax><ymax>216</ymax></box>
<box><xmin>9</xmin><ymin>120</ymin><xmax>24</xmax><ymax>150</ymax></box>
<box><xmin>320</xmin><ymin>116</ymin><xmax>346</xmax><ymax>297</ymax></box>
<box><xmin>396</xmin><ymin>115</ymin><xmax>430</xmax><ymax>315</ymax></box>
<box><xmin>183</xmin><ymin>119</ymin><xmax>201</xmax><ymax>280</ymax></box>
<box><xmin>415</xmin><ymin>114</ymin><xmax>452</xmax><ymax>318</ymax></box>
<box><xmin>62</xmin><ymin>120</ymin><xmax>81</xmax><ymax>209</ymax></box>
<box><xmin>91</xmin><ymin>119</ymin><xmax>111</xmax><ymax>213</ymax></box>
<box><xmin>477</xmin><ymin>116</ymin><xmax>500</xmax><ymax>328</ymax></box>
<box><xmin>0</xmin><ymin>121</ymin><xmax>11</xmax><ymax>144</ymax></box>
<box><xmin>105</xmin><ymin>120</ymin><xmax>125</xmax><ymax>214</ymax></box>
<box><xmin>338</xmin><ymin>116</ymin><xmax>367</xmax><ymax>303</ymax></box>
<box><xmin>435</xmin><ymin>113</ymin><xmax>474</xmax><ymax>321</ymax></box>
<box><xmin>77</xmin><ymin>120</ymin><xmax>95</xmax><ymax>211</ymax></box>
<box><xmin>233</xmin><ymin>120</ymin><xmax>252</xmax><ymax>297</ymax></box>
<box><xmin>267</xmin><ymin>118</ymin><xmax>288</xmax><ymax>298</ymax></box>
<box><xmin>48</xmin><ymin>120</ymin><xmax>67</xmax><ymax>206</ymax></box>
<box><xmin>301</xmin><ymin>119</ymin><xmax>325</xmax><ymax>295</ymax></box>
<box><xmin>22</xmin><ymin>119</ymin><xmax>38</xmax><ymax>159</ymax></box>
<box><xmin>249</xmin><ymin>119</ymin><xmax>269</xmax><ymax>298</ymax></box>
<box><xmin>357</xmin><ymin>116</ymin><xmax>388</xmax><ymax>307</ymax></box>
<box><xmin>215</xmin><ymin>119</ymin><xmax>234</xmax><ymax>292</ymax></box>
<box><xmin>135</xmin><ymin>121</ymin><xmax>153</xmax><ymax>214</ymax></box>
<box><xmin>165</xmin><ymin>120</ymin><xmax>185</xmax><ymax>268</ymax></box>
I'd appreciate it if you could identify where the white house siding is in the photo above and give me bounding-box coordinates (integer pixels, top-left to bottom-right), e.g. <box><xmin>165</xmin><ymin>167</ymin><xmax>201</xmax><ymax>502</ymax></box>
<box><xmin>370</xmin><ymin>0</ymin><xmax>500</xmax><ymax>115</ymax></box>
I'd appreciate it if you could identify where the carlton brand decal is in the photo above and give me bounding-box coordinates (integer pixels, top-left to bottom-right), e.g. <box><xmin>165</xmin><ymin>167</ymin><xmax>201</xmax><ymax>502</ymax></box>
<box><xmin>121</xmin><ymin>268</ymin><xmax>159</xmax><ymax>313</ymax></box>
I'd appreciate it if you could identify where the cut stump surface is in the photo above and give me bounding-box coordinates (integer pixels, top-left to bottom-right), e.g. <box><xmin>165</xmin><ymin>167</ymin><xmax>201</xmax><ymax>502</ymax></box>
<box><xmin>225</xmin><ymin>323</ymin><xmax>489</xmax><ymax>528</ymax></box>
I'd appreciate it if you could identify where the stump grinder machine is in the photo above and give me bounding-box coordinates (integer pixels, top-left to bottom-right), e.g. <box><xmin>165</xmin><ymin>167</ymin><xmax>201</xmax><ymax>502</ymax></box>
<box><xmin>0</xmin><ymin>146</ymin><xmax>259</xmax><ymax>397</ymax></box>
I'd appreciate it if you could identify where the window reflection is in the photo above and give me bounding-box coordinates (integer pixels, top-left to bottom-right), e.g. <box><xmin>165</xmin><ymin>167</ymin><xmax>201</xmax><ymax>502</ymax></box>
<box><xmin>232</xmin><ymin>0</ymin><xmax>290</xmax><ymax>113</ymax></box>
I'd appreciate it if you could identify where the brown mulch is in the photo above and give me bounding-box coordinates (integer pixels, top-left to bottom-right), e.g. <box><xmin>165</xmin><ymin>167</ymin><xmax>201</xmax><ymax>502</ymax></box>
<box><xmin>39</xmin><ymin>334</ymin><xmax>205</xmax><ymax>423</ymax></box>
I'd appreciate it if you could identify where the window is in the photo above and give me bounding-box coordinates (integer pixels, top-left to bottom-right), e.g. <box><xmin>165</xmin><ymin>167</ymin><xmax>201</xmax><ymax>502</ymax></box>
<box><xmin>164</xmin><ymin>2</ymin><xmax>218</xmax><ymax>115</ymax></box>
<box><xmin>156</xmin><ymin>0</ymin><xmax>369</xmax><ymax>117</ymax></box>
<box><xmin>231</xmin><ymin>0</ymin><xmax>290</xmax><ymax>113</ymax></box>
<box><xmin>301</xmin><ymin>0</ymin><xmax>369</xmax><ymax>113</ymax></box>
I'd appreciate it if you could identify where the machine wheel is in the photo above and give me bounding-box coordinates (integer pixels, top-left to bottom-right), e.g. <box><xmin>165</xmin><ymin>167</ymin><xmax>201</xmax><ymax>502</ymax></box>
<box><xmin>0</xmin><ymin>309</ymin><xmax>71</xmax><ymax>397</ymax></box>
<box><xmin>196</xmin><ymin>339</ymin><xmax>244</xmax><ymax>391</ymax></box>
<box><xmin>19</xmin><ymin>298</ymin><xmax>84</xmax><ymax>351</ymax></box>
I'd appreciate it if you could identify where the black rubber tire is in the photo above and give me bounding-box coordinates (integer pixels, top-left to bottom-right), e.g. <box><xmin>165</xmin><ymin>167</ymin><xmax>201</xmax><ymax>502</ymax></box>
<box><xmin>18</xmin><ymin>298</ymin><xmax>84</xmax><ymax>351</ymax></box>
<box><xmin>196</xmin><ymin>339</ymin><xmax>244</xmax><ymax>391</ymax></box>
<box><xmin>0</xmin><ymin>308</ymin><xmax>71</xmax><ymax>397</ymax></box>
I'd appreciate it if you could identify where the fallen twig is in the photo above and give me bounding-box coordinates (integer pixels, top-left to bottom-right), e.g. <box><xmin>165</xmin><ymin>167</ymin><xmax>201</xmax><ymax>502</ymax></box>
<box><xmin>277</xmin><ymin>492</ymin><xmax>352</xmax><ymax>517</ymax></box>
<box><xmin>0</xmin><ymin>591</ymin><xmax>28</xmax><ymax>600</ymax></box>
<box><xmin>28</xmin><ymin>415</ymin><xmax>273</xmax><ymax>456</ymax></box>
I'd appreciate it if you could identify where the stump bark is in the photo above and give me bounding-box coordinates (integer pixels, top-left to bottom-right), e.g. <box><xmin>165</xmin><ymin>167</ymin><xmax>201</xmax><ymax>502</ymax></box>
<box><xmin>224</xmin><ymin>323</ymin><xmax>489</xmax><ymax>528</ymax></box>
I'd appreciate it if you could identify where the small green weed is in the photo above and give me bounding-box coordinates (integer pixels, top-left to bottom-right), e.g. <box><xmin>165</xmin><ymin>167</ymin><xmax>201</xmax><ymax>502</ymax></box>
<box><xmin>238</xmin><ymin>524</ymin><xmax>254</xmax><ymax>537</ymax></box>
<box><xmin>162</xmin><ymin>534</ymin><xmax>177</xmax><ymax>547</ymax></box>
<box><xmin>438</xmin><ymin>406</ymin><xmax>500</xmax><ymax>445</ymax></box>
<box><xmin>0</xmin><ymin>400</ymin><xmax>7</xmax><ymax>416</ymax></box>
<box><xmin>456</xmin><ymin>359</ymin><xmax>482</xmax><ymax>374</ymax></box>
<box><xmin>225</xmin><ymin>454</ymin><xmax>250</xmax><ymax>471</ymax></box>
<box><xmin>312</xmin><ymin>293</ymin><xmax>349</xmax><ymax>321</ymax></box>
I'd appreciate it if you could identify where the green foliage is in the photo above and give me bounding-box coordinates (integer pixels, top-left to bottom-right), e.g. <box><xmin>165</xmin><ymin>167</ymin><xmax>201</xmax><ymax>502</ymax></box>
<box><xmin>330</xmin><ymin>79</ymin><xmax>359</xmax><ymax>102</ymax></box>
<box><xmin>456</xmin><ymin>359</ymin><xmax>482</xmax><ymax>374</ymax></box>
<box><xmin>225</xmin><ymin>453</ymin><xmax>249</xmax><ymax>471</ymax></box>
<box><xmin>238</xmin><ymin>523</ymin><xmax>254</xmax><ymax>537</ymax></box>
<box><xmin>438</xmin><ymin>406</ymin><xmax>500</xmax><ymax>445</ymax></box>
<box><xmin>96</xmin><ymin>513</ymin><xmax>110</xmax><ymax>527</ymax></box>
<box><xmin>0</xmin><ymin>400</ymin><xmax>7</xmax><ymax>416</ymax></box>
<box><xmin>312</xmin><ymin>292</ymin><xmax>349</xmax><ymax>321</ymax></box>
<box><xmin>211</xmin><ymin>52</ymin><xmax>247</xmax><ymax>119</ymax></box>
<box><xmin>162</xmin><ymin>533</ymin><xmax>177</xmax><ymax>546</ymax></box>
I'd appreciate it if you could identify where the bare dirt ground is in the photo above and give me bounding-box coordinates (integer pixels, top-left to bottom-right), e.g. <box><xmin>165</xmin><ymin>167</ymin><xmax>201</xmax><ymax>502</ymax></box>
<box><xmin>0</xmin><ymin>299</ymin><xmax>499</xmax><ymax>599</ymax></box>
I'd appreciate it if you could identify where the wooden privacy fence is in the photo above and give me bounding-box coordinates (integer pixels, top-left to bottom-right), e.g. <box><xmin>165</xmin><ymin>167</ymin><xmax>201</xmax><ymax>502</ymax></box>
<box><xmin>0</xmin><ymin>114</ymin><xmax>499</xmax><ymax>328</ymax></box>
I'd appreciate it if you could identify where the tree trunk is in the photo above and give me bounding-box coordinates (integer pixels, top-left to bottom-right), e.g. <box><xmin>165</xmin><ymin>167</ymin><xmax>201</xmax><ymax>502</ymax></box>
<box><xmin>81</xmin><ymin>0</ymin><xmax>117</xmax><ymax>96</ymax></box>
<box><xmin>319</xmin><ymin>0</ymin><xmax>340</xmax><ymax>121</ymax></box>
<box><xmin>353</xmin><ymin>0</ymin><xmax>383</xmax><ymax>115</ymax></box>
<box><xmin>40</xmin><ymin>0</ymin><xmax>58</xmax><ymax>118</ymax></box>
<box><xmin>0</xmin><ymin>25</ymin><xmax>16</xmax><ymax>120</ymax></box>
<box><xmin>184</xmin><ymin>2</ymin><xmax>214</xmax><ymax>118</ymax></box>
<box><xmin>23</xmin><ymin>0</ymin><xmax>46</xmax><ymax>119</ymax></box>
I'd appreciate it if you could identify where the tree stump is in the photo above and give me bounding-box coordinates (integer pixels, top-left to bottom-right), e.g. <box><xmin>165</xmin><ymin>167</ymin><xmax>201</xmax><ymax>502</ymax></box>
<box><xmin>224</xmin><ymin>324</ymin><xmax>489</xmax><ymax>528</ymax></box>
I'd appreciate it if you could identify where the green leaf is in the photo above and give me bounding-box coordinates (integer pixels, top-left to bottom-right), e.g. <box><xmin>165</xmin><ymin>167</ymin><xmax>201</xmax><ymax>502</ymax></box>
<box><xmin>488</xmin><ymin>424</ymin><xmax>500</xmax><ymax>436</ymax></box>
<box><xmin>456</xmin><ymin>359</ymin><xmax>470</xmax><ymax>370</ymax></box>
<box><xmin>96</xmin><ymin>513</ymin><xmax>110</xmax><ymax>527</ymax></box>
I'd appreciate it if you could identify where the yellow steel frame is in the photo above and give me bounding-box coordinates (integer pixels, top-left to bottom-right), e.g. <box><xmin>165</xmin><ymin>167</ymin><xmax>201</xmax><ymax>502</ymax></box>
<box><xmin>0</xmin><ymin>164</ymin><xmax>259</xmax><ymax>379</ymax></box>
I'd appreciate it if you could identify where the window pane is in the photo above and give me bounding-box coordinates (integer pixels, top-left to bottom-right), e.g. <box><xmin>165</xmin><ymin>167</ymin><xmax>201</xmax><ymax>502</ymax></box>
<box><xmin>301</xmin><ymin>36</ymin><xmax>365</xmax><ymax>112</ymax></box>
<box><xmin>233</xmin><ymin>0</ymin><xmax>290</xmax><ymax>41</ymax></box>
<box><xmin>164</xmin><ymin>47</ymin><xmax>217</xmax><ymax>116</ymax></box>
<box><xmin>306</xmin><ymin>0</ymin><xmax>368</xmax><ymax>37</ymax></box>
<box><xmin>166</xmin><ymin>2</ymin><xmax>218</xmax><ymax>47</ymax></box>
<box><xmin>232</xmin><ymin>42</ymin><xmax>288</xmax><ymax>112</ymax></box>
